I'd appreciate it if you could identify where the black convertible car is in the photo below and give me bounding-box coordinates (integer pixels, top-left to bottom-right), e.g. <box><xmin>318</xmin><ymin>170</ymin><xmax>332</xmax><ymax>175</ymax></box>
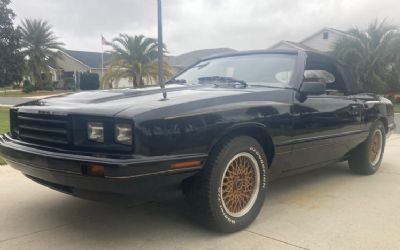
<box><xmin>0</xmin><ymin>50</ymin><xmax>396</xmax><ymax>232</ymax></box>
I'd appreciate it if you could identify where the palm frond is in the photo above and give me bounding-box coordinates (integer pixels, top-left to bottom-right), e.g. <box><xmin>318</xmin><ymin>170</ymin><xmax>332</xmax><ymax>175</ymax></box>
<box><xmin>19</xmin><ymin>18</ymin><xmax>64</xmax><ymax>86</ymax></box>
<box><xmin>105</xmin><ymin>34</ymin><xmax>173</xmax><ymax>88</ymax></box>
<box><xmin>331</xmin><ymin>20</ymin><xmax>400</xmax><ymax>93</ymax></box>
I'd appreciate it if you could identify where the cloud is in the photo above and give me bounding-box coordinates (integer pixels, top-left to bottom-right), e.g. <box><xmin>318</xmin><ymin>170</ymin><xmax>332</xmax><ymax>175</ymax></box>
<box><xmin>10</xmin><ymin>0</ymin><xmax>400</xmax><ymax>55</ymax></box>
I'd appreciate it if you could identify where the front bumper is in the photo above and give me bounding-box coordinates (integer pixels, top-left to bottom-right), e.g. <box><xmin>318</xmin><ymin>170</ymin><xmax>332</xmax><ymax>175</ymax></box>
<box><xmin>0</xmin><ymin>134</ymin><xmax>206</xmax><ymax>197</ymax></box>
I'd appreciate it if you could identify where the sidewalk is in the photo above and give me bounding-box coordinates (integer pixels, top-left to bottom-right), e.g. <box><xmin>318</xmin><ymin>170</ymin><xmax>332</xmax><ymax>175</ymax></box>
<box><xmin>0</xmin><ymin>97</ymin><xmax>35</xmax><ymax>107</ymax></box>
<box><xmin>0</xmin><ymin>93</ymin><xmax>68</xmax><ymax>107</ymax></box>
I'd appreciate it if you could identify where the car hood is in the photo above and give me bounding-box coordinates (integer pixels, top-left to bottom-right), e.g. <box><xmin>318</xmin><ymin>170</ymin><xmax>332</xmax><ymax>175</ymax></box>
<box><xmin>15</xmin><ymin>84</ymin><xmax>290</xmax><ymax>120</ymax></box>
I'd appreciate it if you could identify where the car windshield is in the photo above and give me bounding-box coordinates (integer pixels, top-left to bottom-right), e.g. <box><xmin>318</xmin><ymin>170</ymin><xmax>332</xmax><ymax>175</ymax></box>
<box><xmin>172</xmin><ymin>53</ymin><xmax>297</xmax><ymax>88</ymax></box>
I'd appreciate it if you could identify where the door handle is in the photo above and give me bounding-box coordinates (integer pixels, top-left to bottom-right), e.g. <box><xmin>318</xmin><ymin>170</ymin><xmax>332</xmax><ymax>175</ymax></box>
<box><xmin>350</xmin><ymin>105</ymin><xmax>360</xmax><ymax>110</ymax></box>
<box><xmin>348</xmin><ymin>104</ymin><xmax>362</xmax><ymax>116</ymax></box>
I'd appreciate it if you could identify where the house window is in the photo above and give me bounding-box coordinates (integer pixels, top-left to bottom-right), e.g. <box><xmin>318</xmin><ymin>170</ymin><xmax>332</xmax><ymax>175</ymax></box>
<box><xmin>323</xmin><ymin>31</ymin><xmax>329</xmax><ymax>40</ymax></box>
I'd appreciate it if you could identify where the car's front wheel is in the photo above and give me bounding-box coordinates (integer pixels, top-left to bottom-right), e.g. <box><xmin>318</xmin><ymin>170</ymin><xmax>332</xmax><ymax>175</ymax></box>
<box><xmin>184</xmin><ymin>136</ymin><xmax>268</xmax><ymax>233</ymax></box>
<box><xmin>349</xmin><ymin>121</ymin><xmax>386</xmax><ymax>175</ymax></box>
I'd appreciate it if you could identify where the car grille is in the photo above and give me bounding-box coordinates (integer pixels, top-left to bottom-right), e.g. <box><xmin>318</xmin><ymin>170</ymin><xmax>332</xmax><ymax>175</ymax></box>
<box><xmin>15</xmin><ymin>113</ymin><xmax>70</xmax><ymax>146</ymax></box>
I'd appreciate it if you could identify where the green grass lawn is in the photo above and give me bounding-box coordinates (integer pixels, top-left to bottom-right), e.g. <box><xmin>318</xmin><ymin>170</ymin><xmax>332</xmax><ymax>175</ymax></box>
<box><xmin>0</xmin><ymin>90</ymin><xmax>70</xmax><ymax>98</ymax></box>
<box><xmin>0</xmin><ymin>107</ymin><xmax>9</xmax><ymax>133</ymax></box>
<box><xmin>394</xmin><ymin>104</ymin><xmax>400</xmax><ymax>113</ymax></box>
<box><xmin>0</xmin><ymin>107</ymin><xmax>9</xmax><ymax>165</ymax></box>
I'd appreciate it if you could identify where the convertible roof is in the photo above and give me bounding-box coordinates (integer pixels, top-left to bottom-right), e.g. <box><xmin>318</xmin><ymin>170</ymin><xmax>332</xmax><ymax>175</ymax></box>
<box><xmin>303</xmin><ymin>50</ymin><xmax>361</xmax><ymax>94</ymax></box>
<box><xmin>201</xmin><ymin>49</ymin><xmax>361</xmax><ymax>94</ymax></box>
<box><xmin>203</xmin><ymin>49</ymin><xmax>334</xmax><ymax>63</ymax></box>
<box><xmin>201</xmin><ymin>49</ymin><xmax>300</xmax><ymax>61</ymax></box>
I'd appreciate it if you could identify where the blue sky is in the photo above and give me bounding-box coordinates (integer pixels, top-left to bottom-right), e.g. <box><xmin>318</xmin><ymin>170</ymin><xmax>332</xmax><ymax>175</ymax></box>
<box><xmin>10</xmin><ymin>0</ymin><xmax>400</xmax><ymax>55</ymax></box>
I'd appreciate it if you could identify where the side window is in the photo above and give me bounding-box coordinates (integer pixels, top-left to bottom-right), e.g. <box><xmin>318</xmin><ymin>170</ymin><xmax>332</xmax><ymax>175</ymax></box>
<box><xmin>304</xmin><ymin>60</ymin><xmax>348</xmax><ymax>95</ymax></box>
<box><xmin>304</xmin><ymin>70</ymin><xmax>335</xmax><ymax>84</ymax></box>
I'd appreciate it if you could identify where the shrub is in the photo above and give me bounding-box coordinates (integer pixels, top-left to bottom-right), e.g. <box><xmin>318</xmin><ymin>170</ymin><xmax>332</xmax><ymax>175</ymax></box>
<box><xmin>80</xmin><ymin>72</ymin><xmax>99</xmax><ymax>90</ymax></box>
<box><xmin>22</xmin><ymin>80</ymin><xmax>35</xmax><ymax>93</ymax></box>
<box><xmin>386</xmin><ymin>92</ymin><xmax>395</xmax><ymax>102</ymax></box>
<box><xmin>13</xmin><ymin>82</ymin><xmax>22</xmax><ymax>89</ymax></box>
<box><xmin>42</xmin><ymin>82</ymin><xmax>54</xmax><ymax>91</ymax></box>
<box><xmin>63</xmin><ymin>77</ymin><xmax>75</xmax><ymax>90</ymax></box>
<box><xmin>395</xmin><ymin>96</ymin><xmax>400</xmax><ymax>104</ymax></box>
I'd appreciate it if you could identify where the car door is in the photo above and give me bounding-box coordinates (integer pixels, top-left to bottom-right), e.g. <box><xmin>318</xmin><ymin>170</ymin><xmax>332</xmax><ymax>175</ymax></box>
<box><xmin>289</xmin><ymin>64</ymin><xmax>363</xmax><ymax>169</ymax></box>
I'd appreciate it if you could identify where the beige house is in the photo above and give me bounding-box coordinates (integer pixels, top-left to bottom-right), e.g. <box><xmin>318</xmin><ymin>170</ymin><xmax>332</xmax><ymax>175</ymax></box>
<box><xmin>47</xmin><ymin>29</ymin><xmax>350</xmax><ymax>89</ymax></box>
<box><xmin>269</xmin><ymin>28</ymin><xmax>350</xmax><ymax>52</ymax></box>
<box><xmin>50</xmin><ymin>48</ymin><xmax>236</xmax><ymax>89</ymax></box>
<box><xmin>50</xmin><ymin>50</ymin><xmax>131</xmax><ymax>88</ymax></box>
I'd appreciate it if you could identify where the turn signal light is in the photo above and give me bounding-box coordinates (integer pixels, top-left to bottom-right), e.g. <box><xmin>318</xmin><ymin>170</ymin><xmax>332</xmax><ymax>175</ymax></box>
<box><xmin>86</xmin><ymin>164</ymin><xmax>105</xmax><ymax>177</ymax></box>
<box><xmin>171</xmin><ymin>160</ymin><xmax>202</xmax><ymax>169</ymax></box>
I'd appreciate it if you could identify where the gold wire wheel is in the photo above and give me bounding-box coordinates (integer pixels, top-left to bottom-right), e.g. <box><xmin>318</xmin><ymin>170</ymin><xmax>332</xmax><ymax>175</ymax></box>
<box><xmin>220</xmin><ymin>152</ymin><xmax>260</xmax><ymax>218</ymax></box>
<box><xmin>369</xmin><ymin>129</ymin><xmax>383</xmax><ymax>166</ymax></box>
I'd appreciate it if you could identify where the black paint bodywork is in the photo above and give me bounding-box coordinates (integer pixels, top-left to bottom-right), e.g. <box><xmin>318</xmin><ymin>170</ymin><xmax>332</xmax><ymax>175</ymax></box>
<box><xmin>0</xmin><ymin>50</ymin><xmax>396</xmax><ymax>199</ymax></box>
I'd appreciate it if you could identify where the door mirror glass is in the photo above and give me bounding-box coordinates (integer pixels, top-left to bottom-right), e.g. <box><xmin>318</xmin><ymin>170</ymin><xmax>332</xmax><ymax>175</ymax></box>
<box><xmin>300</xmin><ymin>81</ymin><xmax>326</xmax><ymax>95</ymax></box>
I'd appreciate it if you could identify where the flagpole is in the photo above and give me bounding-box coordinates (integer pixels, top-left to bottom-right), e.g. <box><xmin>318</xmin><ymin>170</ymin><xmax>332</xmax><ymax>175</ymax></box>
<box><xmin>157</xmin><ymin>0</ymin><xmax>166</xmax><ymax>99</ymax></box>
<box><xmin>101</xmin><ymin>35</ymin><xmax>104</xmax><ymax>89</ymax></box>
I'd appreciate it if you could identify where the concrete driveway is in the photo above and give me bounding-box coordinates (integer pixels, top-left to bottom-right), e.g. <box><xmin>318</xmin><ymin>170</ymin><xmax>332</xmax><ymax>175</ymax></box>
<box><xmin>0</xmin><ymin>135</ymin><xmax>400</xmax><ymax>250</ymax></box>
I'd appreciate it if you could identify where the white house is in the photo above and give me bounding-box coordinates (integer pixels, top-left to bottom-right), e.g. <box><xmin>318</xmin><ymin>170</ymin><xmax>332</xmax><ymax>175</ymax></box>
<box><xmin>269</xmin><ymin>27</ymin><xmax>350</xmax><ymax>52</ymax></box>
<box><xmin>51</xmin><ymin>50</ymin><xmax>131</xmax><ymax>88</ymax></box>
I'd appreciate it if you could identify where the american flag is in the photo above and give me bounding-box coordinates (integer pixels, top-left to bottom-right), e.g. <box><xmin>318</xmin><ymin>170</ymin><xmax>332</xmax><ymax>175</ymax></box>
<box><xmin>101</xmin><ymin>35</ymin><xmax>111</xmax><ymax>46</ymax></box>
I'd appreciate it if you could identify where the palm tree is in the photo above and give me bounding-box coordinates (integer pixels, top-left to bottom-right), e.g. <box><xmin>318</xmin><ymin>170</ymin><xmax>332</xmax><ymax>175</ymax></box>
<box><xmin>331</xmin><ymin>20</ymin><xmax>400</xmax><ymax>93</ymax></box>
<box><xmin>103</xmin><ymin>34</ymin><xmax>172</xmax><ymax>88</ymax></box>
<box><xmin>19</xmin><ymin>18</ymin><xmax>64</xmax><ymax>88</ymax></box>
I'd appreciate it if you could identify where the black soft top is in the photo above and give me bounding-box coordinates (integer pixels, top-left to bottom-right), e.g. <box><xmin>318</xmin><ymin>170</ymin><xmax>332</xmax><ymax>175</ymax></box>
<box><xmin>304</xmin><ymin>50</ymin><xmax>361</xmax><ymax>94</ymax></box>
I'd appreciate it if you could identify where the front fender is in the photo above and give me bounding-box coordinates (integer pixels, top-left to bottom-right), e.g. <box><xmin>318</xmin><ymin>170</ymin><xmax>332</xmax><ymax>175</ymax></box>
<box><xmin>208</xmin><ymin>122</ymin><xmax>271</xmax><ymax>151</ymax></box>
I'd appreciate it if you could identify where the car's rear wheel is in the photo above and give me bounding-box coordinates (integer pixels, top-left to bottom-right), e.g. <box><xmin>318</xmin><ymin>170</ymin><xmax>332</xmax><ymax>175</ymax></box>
<box><xmin>349</xmin><ymin>121</ymin><xmax>386</xmax><ymax>175</ymax></box>
<box><xmin>184</xmin><ymin>136</ymin><xmax>268</xmax><ymax>233</ymax></box>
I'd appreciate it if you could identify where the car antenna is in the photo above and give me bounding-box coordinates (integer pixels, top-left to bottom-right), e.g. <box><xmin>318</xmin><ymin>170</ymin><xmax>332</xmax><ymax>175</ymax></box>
<box><xmin>157</xmin><ymin>0</ymin><xmax>167</xmax><ymax>101</ymax></box>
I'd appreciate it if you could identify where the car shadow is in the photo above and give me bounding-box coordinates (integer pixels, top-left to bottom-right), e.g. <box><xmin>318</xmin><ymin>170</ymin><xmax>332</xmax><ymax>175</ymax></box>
<box><xmin>16</xmin><ymin>162</ymin><xmax>359</xmax><ymax>244</ymax></box>
<box><xmin>267</xmin><ymin>161</ymin><xmax>353</xmax><ymax>199</ymax></box>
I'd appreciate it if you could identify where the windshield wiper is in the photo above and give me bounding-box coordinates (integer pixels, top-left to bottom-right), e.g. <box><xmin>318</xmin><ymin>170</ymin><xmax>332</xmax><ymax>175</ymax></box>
<box><xmin>198</xmin><ymin>76</ymin><xmax>248</xmax><ymax>88</ymax></box>
<box><xmin>249</xmin><ymin>84</ymin><xmax>296</xmax><ymax>90</ymax></box>
<box><xmin>166</xmin><ymin>79</ymin><xmax>187</xmax><ymax>85</ymax></box>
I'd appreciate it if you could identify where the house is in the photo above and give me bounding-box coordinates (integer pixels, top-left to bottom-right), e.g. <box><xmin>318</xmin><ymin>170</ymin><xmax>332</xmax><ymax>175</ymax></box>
<box><xmin>269</xmin><ymin>27</ymin><xmax>350</xmax><ymax>52</ymax></box>
<box><xmin>268</xmin><ymin>41</ymin><xmax>318</xmax><ymax>52</ymax></box>
<box><xmin>166</xmin><ymin>48</ymin><xmax>237</xmax><ymax>72</ymax></box>
<box><xmin>51</xmin><ymin>50</ymin><xmax>126</xmax><ymax>88</ymax></box>
<box><xmin>48</xmin><ymin>28</ymin><xmax>349</xmax><ymax>89</ymax></box>
<box><xmin>51</xmin><ymin>48</ymin><xmax>237</xmax><ymax>89</ymax></box>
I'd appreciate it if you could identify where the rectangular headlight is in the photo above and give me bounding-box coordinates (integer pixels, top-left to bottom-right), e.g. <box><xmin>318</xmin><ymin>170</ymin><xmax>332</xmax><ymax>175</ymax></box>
<box><xmin>88</xmin><ymin>122</ymin><xmax>104</xmax><ymax>143</ymax></box>
<box><xmin>115</xmin><ymin>123</ymin><xmax>132</xmax><ymax>145</ymax></box>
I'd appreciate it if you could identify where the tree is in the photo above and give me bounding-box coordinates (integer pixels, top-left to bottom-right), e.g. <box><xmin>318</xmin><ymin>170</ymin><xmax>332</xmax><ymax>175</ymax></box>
<box><xmin>0</xmin><ymin>0</ymin><xmax>24</xmax><ymax>89</ymax></box>
<box><xmin>331</xmin><ymin>20</ymin><xmax>400</xmax><ymax>94</ymax></box>
<box><xmin>103</xmin><ymin>34</ymin><xmax>172</xmax><ymax>88</ymax></box>
<box><xmin>19</xmin><ymin>18</ymin><xmax>64</xmax><ymax>89</ymax></box>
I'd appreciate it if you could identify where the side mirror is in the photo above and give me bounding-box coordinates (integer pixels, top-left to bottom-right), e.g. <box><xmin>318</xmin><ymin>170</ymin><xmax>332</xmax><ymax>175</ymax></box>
<box><xmin>300</xmin><ymin>81</ymin><xmax>326</xmax><ymax>95</ymax></box>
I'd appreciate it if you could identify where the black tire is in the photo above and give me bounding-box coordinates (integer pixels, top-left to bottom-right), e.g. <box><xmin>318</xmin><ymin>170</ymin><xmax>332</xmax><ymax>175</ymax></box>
<box><xmin>349</xmin><ymin>121</ymin><xmax>386</xmax><ymax>175</ymax></box>
<box><xmin>184</xmin><ymin>136</ymin><xmax>268</xmax><ymax>233</ymax></box>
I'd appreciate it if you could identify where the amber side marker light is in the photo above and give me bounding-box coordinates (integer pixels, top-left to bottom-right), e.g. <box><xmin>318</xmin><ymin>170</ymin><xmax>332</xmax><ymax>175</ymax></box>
<box><xmin>171</xmin><ymin>160</ymin><xmax>202</xmax><ymax>169</ymax></box>
<box><xmin>85</xmin><ymin>164</ymin><xmax>105</xmax><ymax>177</ymax></box>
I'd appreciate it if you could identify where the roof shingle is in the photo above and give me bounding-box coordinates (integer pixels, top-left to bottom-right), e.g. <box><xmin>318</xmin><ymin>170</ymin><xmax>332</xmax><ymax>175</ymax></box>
<box><xmin>62</xmin><ymin>50</ymin><xmax>112</xmax><ymax>68</ymax></box>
